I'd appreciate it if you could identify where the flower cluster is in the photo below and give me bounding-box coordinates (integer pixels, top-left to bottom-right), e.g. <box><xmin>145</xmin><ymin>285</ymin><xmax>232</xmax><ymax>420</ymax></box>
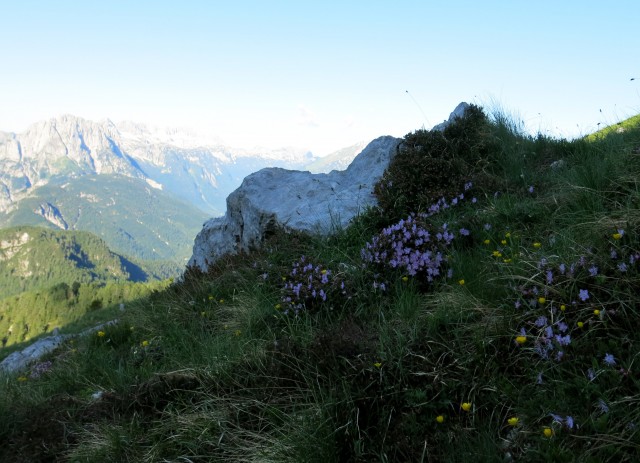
<box><xmin>518</xmin><ymin>315</ymin><xmax>572</xmax><ymax>362</ymax></box>
<box><xmin>29</xmin><ymin>360</ymin><xmax>53</xmax><ymax>379</ymax></box>
<box><xmin>281</xmin><ymin>256</ymin><xmax>346</xmax><ymax>315</ymax></box>
<box><xmin>361</xmin><ymin>214</ymin><xmax>458</xmax><ymax>284</ymax></box>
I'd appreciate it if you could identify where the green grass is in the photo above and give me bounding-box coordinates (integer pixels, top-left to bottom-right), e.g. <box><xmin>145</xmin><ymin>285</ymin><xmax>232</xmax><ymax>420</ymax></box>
<box><xmin>1</xmin><ymin>108</ymin><xmax>640</xmax><ymax>462</ymax></box>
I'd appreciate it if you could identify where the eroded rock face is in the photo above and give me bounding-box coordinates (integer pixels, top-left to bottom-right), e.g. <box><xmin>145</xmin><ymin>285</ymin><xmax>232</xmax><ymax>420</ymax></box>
<box><xmin>188</xmin><ymin>136</ymin><xmax>401</xmax><ymax>271</ymax></box>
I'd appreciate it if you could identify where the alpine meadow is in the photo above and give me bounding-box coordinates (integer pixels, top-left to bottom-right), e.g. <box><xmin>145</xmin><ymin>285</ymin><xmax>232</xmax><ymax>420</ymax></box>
<box><xmin>1</xmin><ymin>105</ymin><xmax>640</xmax><ymax>462</ymax></box>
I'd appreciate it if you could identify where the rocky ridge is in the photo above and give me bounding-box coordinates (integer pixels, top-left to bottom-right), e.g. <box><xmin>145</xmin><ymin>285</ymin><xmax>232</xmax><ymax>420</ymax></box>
<box><xmin>187</xmin><ymin>101</ymin><xmax>471</xmax><ymax>272</ymax></box>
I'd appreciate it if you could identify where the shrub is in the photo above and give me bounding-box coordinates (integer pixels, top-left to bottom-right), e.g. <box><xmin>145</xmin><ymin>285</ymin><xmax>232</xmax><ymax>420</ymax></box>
<box><xmin>374</xmin><ymin>104</ymin><xmax>493</xmax><ymax>220</ymax></box>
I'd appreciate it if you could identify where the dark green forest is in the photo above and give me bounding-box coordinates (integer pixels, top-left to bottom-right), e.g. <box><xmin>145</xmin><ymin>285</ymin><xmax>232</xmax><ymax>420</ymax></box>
<box><xmin>0</xmin><ymin>225</ymin><xmax>175</xmax><ymax>350</ymax></box>
<box><xmin>0</xmin><ymin>279</ymin><xmax>169</xmax><ymax>350</ymax></box>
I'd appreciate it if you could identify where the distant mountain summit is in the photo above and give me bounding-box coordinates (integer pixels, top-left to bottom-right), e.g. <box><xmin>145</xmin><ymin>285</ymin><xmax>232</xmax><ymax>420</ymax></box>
<box><xmin>0</xmin><ymin>115</ymin><xmax>322</xmax><ymax>215</ymax></box>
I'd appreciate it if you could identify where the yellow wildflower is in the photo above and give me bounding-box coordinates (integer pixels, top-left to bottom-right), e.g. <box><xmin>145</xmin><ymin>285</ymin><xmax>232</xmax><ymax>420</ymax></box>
<box><xmin>577</xmin><ymin>321</ymin><xmax>584</xmax><ymax>329</ymax></box>
<box><xmin>515</xmin><ymin>336</ymin><xmax>527</xmax><ymax>345</ymax></box>
<box><xmin>593</xmin><ymin>309</ymin><xmax>600</xmax><ymax>316</ymax></box>
<box><xmin>219</xmin><ymin>299</ymin><xmax>225</xmax><ymax>304</ymax></box>
<box><xmin>373</xmin><ymin>362</ymin><xmax>382</xmax><ymax>368</ymax></box>
<box><xmin>97</xmin><ymin>331</ymin><xmax>105</xmax><ymax>338</ymax></box>
<box><xmin>533</xmin><ymin>242</ymin><xmax>542</xmax><ymax>249</ymax></box>
<box><xmin>503</xmin><ymin>258</ymin><xmax>512</xmax><ymax>263</ymax></box>
<box><xmin>505</xmin><ymin>232</ymin><xmax>511</xmax><ymax>238</ymax></box>
<box><xmin>501</xmin><ymin>239</ymin><xmax>507</xmax><ymax>245</ymax></box>
<box><xmin>613</xmin><ymin>233</ymin><xmax>622</xmax><ymax>240</ymax></box>
<box><xmin>436</xmin><ymin>415</ymin><xmax>445</xmax><ymax>423</ymax></box>
<box><xmin>234</xmin><ymin>330</ymin><xmax>241</xmax><ymax>337</ymax></box>
<box><xmin>402</xmin><ymin>276</ymin><xmax>409</xmax><ymax>282</ymax></box>
<box><xmin>274</xmin><ymin>303</ymin><xmax>282</xmax><ymax>310</ymax></box>
<box><xmin>560</xmin><ymin>304</ymin><xmax>566</xmax><ymax>311</ymax></box>
<box><xmin>492</xmin><ymin>250</ymin><xmax>502</xmax><ymax>257</ymax></box>
<box><xmin>321</xmin><ymin>269</ymin><xmax>327</xmax><ymax>275</ymax></box>
<box><xmin>507</xmin><ymin>417</ymin><xmax>519</xmax><ymax>426</ymax></box>
<box><xmin>543</xmin><ymin>427</ymin><xmax>553</xmax><ymax>438</ymax></box>
<box><xmin>141</xmin><ymin>340</ymin><xmax>149</xmax><ymax>347</ymax></box>
<box><xmin>538</xmin><ymin>297</ymin><xmax>546</xmax><ymax>304</ymax></box>
<box><xmin>483</xmin><ymin>239</ymin><xmax>491</xmax><ymax>245</ymax></box>
<box><xmin>458</xmin><ymin>279</ymin><xmax>465</xmax><ymax>286</ymax></box>
<box><xmin>17</xmin><ymin>376</ymin><xmax>28</xmax><ymax>382</ymax></box>
<box><xmin>461</xmin><ymin>402</ymin><xmax>472</xmax><ymax>412</ymax></box>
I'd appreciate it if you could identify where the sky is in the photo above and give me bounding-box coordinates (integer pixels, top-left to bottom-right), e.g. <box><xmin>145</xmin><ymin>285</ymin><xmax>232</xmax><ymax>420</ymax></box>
<box><xmin>1</xmin><ymin>0</ymin><xmax>638</xmax><ymax>156</ymax></box>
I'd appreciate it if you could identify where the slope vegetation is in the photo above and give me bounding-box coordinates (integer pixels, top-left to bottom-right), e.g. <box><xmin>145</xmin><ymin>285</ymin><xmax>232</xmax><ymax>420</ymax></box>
<box><xmin>1</xmin><ymin>107</ymin><xmax>639</xmax><ymax>462</ymax></box>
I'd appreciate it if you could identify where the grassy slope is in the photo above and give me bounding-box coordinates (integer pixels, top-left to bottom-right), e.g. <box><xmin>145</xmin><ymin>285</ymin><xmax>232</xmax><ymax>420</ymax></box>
<box><xmin>1</xmin><ymin>110</ymin><xmax>639</xmax><ymax>462</ymax></box>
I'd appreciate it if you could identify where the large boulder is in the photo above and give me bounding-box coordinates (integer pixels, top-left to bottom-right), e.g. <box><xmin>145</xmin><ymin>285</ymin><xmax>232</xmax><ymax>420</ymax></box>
<box><xmin>188</xmin><ymin>136</ymin><xmax>400</xmax><ymax>271</ymax></box>
<box><xmin>187</xmin><ymin>103</ymin><xmax>470</xmax><ymax>272</ymax></box>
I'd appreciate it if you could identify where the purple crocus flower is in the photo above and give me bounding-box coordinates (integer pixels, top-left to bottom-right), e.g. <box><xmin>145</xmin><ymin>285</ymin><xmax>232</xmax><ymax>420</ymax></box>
<box><xmin>565</xmin><ymin>416</ymin><xmax>575</xmax><ymax>429</ymax></box>
<box><xmin>578</xmin><ymin>289</ymin><xmax>589</xmax><ymax>302</ymax></box>
<box><xmin>535</xmin><ymin>316</ymin><xmax>548</xmax><ymax>328</ymax></box>
<box><xmin>603</xmin><ymin>353</ymin><xmax>616</xmax><ymax>366</ymax></box>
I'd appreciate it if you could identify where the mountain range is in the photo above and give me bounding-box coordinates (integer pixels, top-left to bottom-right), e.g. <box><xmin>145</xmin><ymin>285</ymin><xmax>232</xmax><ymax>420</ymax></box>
<box><xmin>0</xmin><ymin>115</ymin><xmax>365</xmax><ymax>269</ymax></box>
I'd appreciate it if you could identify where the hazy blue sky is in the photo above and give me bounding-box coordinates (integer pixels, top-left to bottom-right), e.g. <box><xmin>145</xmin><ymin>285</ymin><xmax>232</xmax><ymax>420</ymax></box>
<box><xmin>1</xmin><ymin>0</ymin><xmax>638</xmax><ymax>155</ymax></box>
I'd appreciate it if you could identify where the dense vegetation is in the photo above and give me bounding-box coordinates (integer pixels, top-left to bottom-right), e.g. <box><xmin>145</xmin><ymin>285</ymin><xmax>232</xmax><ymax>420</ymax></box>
<box><xmin>1</xmin><ymin>106</ymin><xmax>639</xmax><ymax>462</ymax></box>
<box><xmin>0</xmin><ymin>226</ymin><xmax>154</xmax><ymax>297</ymax></box>
<box><xmin>0</xmin><ymin>225</ymin><xmax>175</xmax><ymax>349</ymax></box>
<box><xmin>0</xmin><ymin>174</ymin><xmax>209</xmax><ymax>263</ymax></box>
<box><xmin>0</xmin><ymin>279</ymin><xmax>170</xmax><ymax>352</ymax></box>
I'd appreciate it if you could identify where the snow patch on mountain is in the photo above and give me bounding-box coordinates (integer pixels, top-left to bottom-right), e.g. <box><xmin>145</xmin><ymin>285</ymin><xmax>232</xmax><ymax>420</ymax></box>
<box><xmin>145</xmin><ymin>178</ymin><xmax>163</xmax><ymax>190</ymax></box>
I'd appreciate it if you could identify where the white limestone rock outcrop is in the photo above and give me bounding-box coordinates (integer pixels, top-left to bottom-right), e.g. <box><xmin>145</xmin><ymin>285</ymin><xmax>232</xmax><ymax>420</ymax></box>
<box><xmin>188</xmin><ymin>136</ymin><xmax>401</xmax><ymax>271</ymax></box>
<box><xmin>187</xmin><ymin>102</ymin><xmax>471</xmax><ymax>272</ymax></box>
<box><xmin>0</xmin><ymin>320</ymin><xmax>118</xmax><ymax>374</ymax></box>
<box><xmin>0</xmin><ymin>334</ymin><xmax>69</xmax><ymax>374</ymax></box>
